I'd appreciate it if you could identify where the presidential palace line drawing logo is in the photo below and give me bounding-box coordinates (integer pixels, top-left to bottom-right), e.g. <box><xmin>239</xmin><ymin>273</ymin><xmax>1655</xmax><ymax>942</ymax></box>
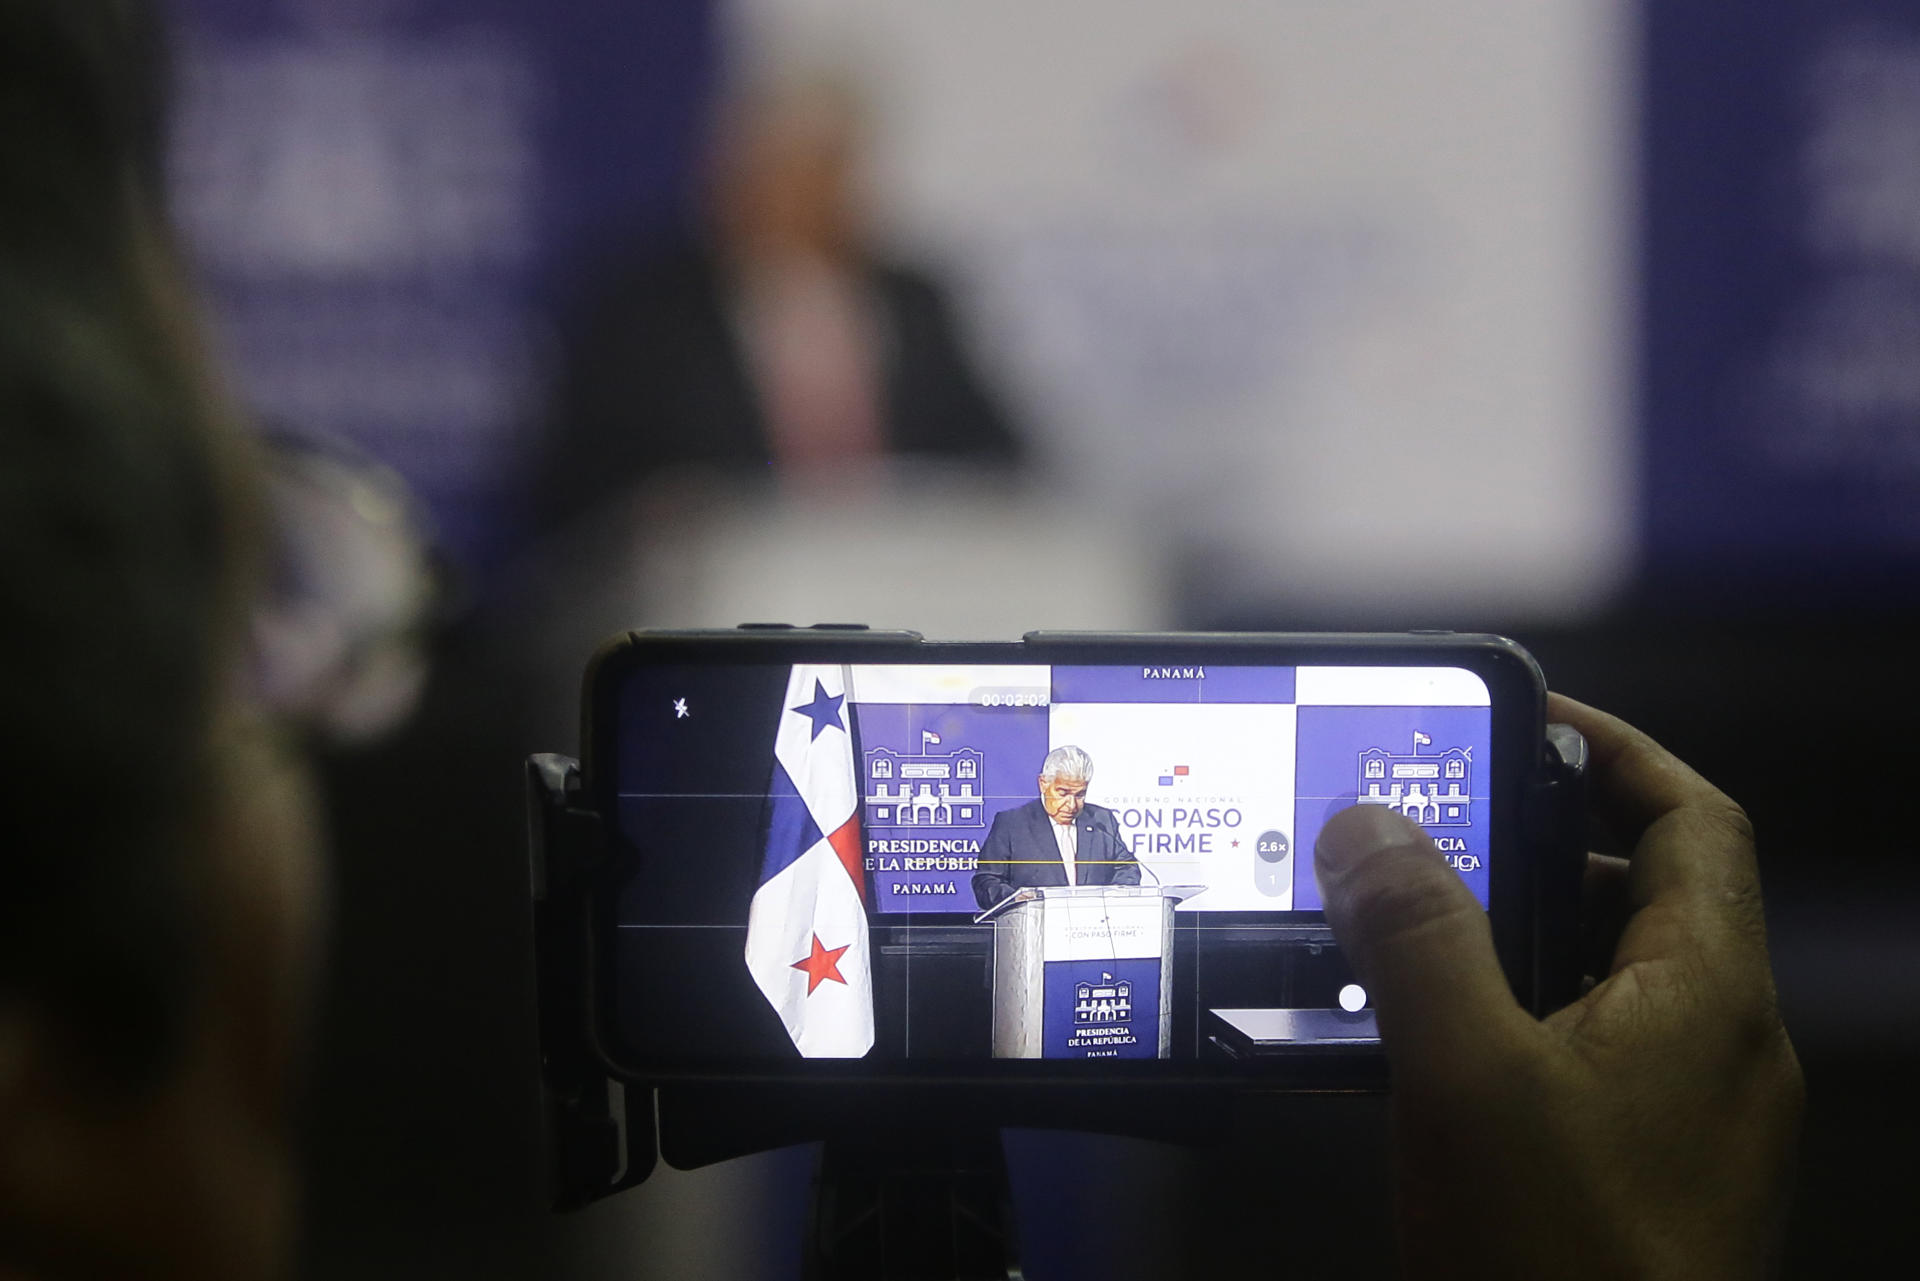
<box><xmin>1357</xmin><ymin>733</ymin><xmax>1471</xmax><ymax>826</ymax></box>
<box><xmin>1074</xmin><ymin>973</ymin><xmax>1133</xmax><ymax>1026</ymax></box>
<box><xmin>864</xmin><ymin>744</ymin><xmax>986</xmax><ymax>828</ymax></box>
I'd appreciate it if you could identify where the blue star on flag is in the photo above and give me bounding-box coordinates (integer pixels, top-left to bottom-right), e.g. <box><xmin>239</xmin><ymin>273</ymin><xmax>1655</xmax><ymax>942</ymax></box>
<box><xmin>791</xmin><ymin>679</ymin><xmax>846</xmax><ymax>740</ymax></box>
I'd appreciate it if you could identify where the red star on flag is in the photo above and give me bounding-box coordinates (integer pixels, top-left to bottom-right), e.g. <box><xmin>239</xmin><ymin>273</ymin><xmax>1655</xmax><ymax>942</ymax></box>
<box><xmin>791</xmin><ymin>933</ymin><xmax>851</xmax><ymax>995</ymax></box>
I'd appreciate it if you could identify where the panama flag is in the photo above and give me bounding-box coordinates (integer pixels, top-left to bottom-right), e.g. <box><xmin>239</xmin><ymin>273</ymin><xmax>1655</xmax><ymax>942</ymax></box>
<box><xmin>744</xmin><ymin>664</ymin><xmax>874</xmax><ymax>1057</ymax></box>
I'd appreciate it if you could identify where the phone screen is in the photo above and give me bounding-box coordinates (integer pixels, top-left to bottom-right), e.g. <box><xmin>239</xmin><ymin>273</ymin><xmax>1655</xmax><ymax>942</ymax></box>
<box><xmin>600</xmin><ymin>658</ymin><xmax>1493</xmax><ymax>1067</ymax></box>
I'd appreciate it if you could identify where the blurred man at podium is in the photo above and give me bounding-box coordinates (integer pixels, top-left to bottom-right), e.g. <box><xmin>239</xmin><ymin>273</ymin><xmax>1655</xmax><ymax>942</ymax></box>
<box><xmin>972</xmin><ymin>745</ymin><xmax>1141</xmax><ymax>911</ymax></box>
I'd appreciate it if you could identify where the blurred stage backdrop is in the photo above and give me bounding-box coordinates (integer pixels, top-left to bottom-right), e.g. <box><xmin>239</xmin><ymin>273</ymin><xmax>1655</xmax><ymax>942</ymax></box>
<box><xmin>161</xmin><ymin>2</ymin><xmax>1920</xmax><ymax>1279</ymax></box>
<box><xmin>165</xmin><ymin>0</ymin><xmax>1920</xmax><ymax>621</ymax></box>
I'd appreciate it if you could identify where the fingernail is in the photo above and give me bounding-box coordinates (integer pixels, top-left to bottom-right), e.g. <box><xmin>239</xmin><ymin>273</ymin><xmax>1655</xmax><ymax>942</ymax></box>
<box><xmin>1315</xmin><ymin>804</ymin><xmax>1426</xmax><ymax>880</ymax></box>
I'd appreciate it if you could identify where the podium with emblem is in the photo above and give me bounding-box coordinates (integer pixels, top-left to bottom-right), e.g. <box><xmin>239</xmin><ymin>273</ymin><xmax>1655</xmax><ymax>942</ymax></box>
<box><xmin>975</xmin><ymin>884</ymin><xmax>1203</xmax><ymax>1058</ymax></box>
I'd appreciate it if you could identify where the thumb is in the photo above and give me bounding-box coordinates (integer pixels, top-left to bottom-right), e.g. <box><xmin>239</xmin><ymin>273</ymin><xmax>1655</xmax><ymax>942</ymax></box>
<box><xmin>1316</xmin><ymin>804</ymin><xmax>1528</xmax><ymax>1073</ymax></box>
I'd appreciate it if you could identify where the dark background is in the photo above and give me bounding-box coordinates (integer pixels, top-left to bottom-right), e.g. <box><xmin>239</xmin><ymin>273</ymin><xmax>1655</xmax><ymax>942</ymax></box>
<box><xmin>300</xmin><ymin>611</ymin><xmax>1920</xmax><ymax>1279</ymax></box>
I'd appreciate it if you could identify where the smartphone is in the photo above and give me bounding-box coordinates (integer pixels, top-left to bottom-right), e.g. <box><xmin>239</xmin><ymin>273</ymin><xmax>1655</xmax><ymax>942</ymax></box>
<box><xmin>581</xmin><ymin>628</ymin><xmax>1565</xmax><ymax>1084</ymax></box>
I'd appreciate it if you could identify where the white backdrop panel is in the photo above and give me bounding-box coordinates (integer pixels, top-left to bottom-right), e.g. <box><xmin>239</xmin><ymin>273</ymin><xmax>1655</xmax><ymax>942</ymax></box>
<box><xmin>1049</xmin><ymin>702</ymin><xmax>1297</xmax><ymax>911</ymax></box>
<box><xmin>734</xmin><ymin>0</ymin><xmax>1634</xmax><ymax>616</ymax></box>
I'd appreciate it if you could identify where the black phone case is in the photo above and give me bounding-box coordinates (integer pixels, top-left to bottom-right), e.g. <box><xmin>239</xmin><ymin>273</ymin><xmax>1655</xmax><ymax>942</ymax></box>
<box><xmin>534</xmin><ymin>627</ymin><xmax>1585</xmax><ymax>1201</ymax></box>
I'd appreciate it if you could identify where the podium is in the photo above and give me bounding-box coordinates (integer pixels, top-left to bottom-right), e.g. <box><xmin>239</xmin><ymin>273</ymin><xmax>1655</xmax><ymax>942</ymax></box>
<box><xmin>975</xmin><ymin>885</ymin><xmax>1203</xmax><ymax>1059</ymax></box>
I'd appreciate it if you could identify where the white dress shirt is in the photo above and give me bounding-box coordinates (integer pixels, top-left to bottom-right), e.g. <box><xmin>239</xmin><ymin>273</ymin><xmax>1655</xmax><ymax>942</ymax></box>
<box><xmin>1051</xmin><ymin>817</ymin><xmax>1079</xmax><ymax>886</ymax></box>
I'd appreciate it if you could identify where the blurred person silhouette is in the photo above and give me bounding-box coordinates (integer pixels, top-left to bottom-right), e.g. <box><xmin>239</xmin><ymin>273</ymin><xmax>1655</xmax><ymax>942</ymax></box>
<box><xmin>0</xmin><ymin>3</ymin><xmax>321</xmax><ymax>1277</ymax></box>
<box><xmin>535</xmin><ymin>66</ymin><xmax>1023</xmax><ymax>535</ymax></box>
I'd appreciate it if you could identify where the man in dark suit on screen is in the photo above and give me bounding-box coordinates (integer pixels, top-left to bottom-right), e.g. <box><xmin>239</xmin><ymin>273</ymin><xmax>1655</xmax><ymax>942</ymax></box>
<box><xmin>972</xmin><ymin>745</ymin><xmax>1140</xmax><ymax>912</ymax></box>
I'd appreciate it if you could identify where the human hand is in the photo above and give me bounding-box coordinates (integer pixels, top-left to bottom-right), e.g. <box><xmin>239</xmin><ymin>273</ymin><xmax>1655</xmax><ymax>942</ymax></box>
<box><xmin>1315</xmin><ymin>694</ymin><xmax>1803</xmax><ymax>1279</ymax></box>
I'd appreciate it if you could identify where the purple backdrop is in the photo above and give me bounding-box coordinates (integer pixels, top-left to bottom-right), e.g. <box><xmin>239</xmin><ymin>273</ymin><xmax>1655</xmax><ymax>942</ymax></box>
<box><xmin>164</xmin><ymin>0</ymin><xmax>717</xmax><ymax>575</ymax></box>
<box><xmin>1643</xmin><ymin>0</ymin><xmax>1920</xmax><ymax>601</ymax></box>
<box><xmin>1291</xmin><ymin>705</ymin><xmax>1491</xmax><ymax>911</ymax></box>
<box><xmin>853</xmin><ymin>703</ymin><xmax>1049</xmax><ymax>912</ymax></box>
<box><xmin>1052</xmin><ymin>665</ymin><xmax>1298</xmax><ymax>704</ymax></box>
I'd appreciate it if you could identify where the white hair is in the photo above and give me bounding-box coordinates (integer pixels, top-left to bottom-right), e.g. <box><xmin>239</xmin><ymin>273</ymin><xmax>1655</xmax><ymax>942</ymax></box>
<box><xmin>1039</xmin><ymin>744</ymin><xmax>1093</xmax><ymax>782</ymax></box>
